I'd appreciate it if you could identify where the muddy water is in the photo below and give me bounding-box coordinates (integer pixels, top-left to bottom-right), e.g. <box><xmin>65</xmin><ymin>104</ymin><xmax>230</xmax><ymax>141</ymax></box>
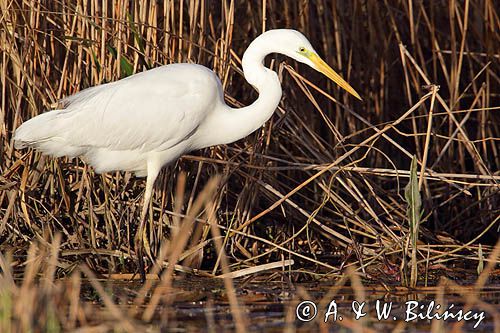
<box><xmin>82</xmin><ymin>276</ymin><xmax>499</xmax><ymax>332</ymax></box>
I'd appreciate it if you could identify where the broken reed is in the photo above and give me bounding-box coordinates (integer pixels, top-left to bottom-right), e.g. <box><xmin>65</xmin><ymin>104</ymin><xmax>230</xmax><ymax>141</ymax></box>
<box><xmin>1</xmin><ymin>233</ymin><xmax>499</xmax><ymax>332</ymax></box>
<box><xmin>1</xmin><ymin>1</ymin><xmax>499</xmax><ymax>282</ymax></box>
<box><xmin>0</xmin><ymin>176</ymin><xmax>244</xmax><ymax>332</ymax></box>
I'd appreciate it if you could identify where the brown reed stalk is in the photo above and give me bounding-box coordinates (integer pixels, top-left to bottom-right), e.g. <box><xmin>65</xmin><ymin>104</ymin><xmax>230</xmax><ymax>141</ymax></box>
<box><xmin>0</xmin><ymin>0</ymin><xmax>499</xmax><ymax>330</ymax></box>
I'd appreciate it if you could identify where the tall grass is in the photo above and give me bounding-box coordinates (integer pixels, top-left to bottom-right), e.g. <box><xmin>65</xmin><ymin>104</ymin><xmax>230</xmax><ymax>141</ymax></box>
<box><xmin>0</xmin><ymin>1</ymin><xmax>499</xmax><ymax>329</ymax></box>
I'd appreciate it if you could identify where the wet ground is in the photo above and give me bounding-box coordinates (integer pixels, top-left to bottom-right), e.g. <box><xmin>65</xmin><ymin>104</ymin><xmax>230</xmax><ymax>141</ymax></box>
<box><xmin>79</xmin><ymin>275</ymin><xmax>500</xmax><ymax>332</ymax></box>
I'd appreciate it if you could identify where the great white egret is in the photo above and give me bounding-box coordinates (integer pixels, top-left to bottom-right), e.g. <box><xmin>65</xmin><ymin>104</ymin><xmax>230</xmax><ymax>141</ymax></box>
<box><xmin>14</xmin><ymin>29</ymin><xmax>361</xmax><ymax>279</ymax></box>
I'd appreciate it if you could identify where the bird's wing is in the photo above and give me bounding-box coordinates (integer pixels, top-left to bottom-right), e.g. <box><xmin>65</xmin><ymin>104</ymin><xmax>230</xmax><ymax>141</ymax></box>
<box><xmin>53</xmin><ymin>64</ymin><xmax>223</xmax><ymax>153</ymax></box>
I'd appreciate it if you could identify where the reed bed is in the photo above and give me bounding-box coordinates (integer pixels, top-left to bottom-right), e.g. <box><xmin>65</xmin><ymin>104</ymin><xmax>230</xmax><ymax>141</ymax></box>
<box><xmin>0</xmin><ymin>0</ymin><xmax>499</xmax><ymax>331</ymax></box>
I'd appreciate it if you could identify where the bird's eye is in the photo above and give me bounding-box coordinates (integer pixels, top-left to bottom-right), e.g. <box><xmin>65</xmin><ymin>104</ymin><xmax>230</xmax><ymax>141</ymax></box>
<box><xmin>299</xmin><ymin>47</ymin><xmax>306</xmax><ymax>52</ymax></box>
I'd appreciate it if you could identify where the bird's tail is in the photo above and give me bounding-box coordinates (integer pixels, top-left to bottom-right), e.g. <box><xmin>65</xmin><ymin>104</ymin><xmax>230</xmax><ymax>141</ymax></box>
<box><xmin>14</xmin><ymin>110</ymin><xmax>84</xmax><ymax>157</ymax></box>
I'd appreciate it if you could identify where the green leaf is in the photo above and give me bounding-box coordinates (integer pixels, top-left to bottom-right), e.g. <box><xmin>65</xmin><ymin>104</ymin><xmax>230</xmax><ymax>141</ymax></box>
<box><xmin>119</xmin><ymin>55</ymin><xmax>134</xmax><ymax>77</ymax></box>
<box><xmin>405</xmin><ymin>156</ymin><xmax>422</xmax><ymax>238</ymax></box>
<box><xmin>106</xmin><ymin>44</ymin><xmax>134</xmax><ymax>78</ymax></box>
<box><xmin>126</xmin><ymin>12</ymin><xmax>145</xmax><ymax>54</ymax></box>
<box><xmin>126</xmin><ymin>12</ymin><xmax>151</xmax><ymax>69</ymax></box>
<box><xmin>404</xmin><ymin>155</ymin><xmax>422</xmax><ymax>288</ymax></box>
<box><xmin>91</xmin><ymin>50</ymin><xmax>101</xmax><ymax>74</ymax></box>
<box><xmin>106</xmin><ymin>44</ymin><xmax>117</xmax><ymax>58</ymax></box>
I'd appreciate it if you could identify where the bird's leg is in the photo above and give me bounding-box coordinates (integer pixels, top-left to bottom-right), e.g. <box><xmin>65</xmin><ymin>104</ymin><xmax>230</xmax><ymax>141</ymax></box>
<box><xmin>135</xmin><ymin>186</ymin><xmax>150</xmax><ymax>282</ymax></box>
<box><xmin>135</xmin><ymin>161</ymin><xmax>160</xmax><ymax>282</ymax></box>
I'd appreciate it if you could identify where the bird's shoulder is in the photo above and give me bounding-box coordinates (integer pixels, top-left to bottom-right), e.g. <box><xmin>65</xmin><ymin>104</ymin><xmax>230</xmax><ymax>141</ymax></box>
<box><xmin>60</xmin><ymin>63</ymin><xmax>222</xmax><ymax>109</ymax></box>
<box><xmin>123</xmin><ymin>63</ymin><xmax>220</xmax><ymax>87</ymax></box>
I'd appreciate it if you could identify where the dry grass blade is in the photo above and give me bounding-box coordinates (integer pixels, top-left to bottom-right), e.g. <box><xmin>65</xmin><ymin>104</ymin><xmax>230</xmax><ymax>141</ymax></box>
<box><xmin>0</xmin><ymin>1</ymin><xmax>499</xmax><ymax>331</ymax></box>
<box><xmin>142</xmin><ymin>176</ymin><xmax>220</xmax><ymax>321</ymax></box>
<box><xmin>217</xmin><ymin>259</ymin><xmax>294</xmax><ymax>279</ymax></box>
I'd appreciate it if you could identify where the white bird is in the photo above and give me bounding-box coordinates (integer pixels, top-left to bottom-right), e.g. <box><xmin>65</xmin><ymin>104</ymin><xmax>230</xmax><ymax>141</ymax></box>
<box><xmin>14</xmin><ymin>29</ymin><xmax>361</xmax><ymax>278</ymax></box>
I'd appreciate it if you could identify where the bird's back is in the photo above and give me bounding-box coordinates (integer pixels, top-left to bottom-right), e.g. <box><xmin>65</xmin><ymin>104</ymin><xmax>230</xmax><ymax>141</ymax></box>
<box><xmin>14</xmin><ymin>63</ymin><xmax>225</xmax><ymax>176</ymax></box>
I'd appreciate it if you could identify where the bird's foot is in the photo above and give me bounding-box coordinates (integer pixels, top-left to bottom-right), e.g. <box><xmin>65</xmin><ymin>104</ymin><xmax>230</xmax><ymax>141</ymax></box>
<box><xmin>137</xmin><ymin>250</ymin><xmax>146</xmax><ymax>283</ymax></box>
<box><xmin>134</xmin><ymin>233</ymin><xmax>147</xmax><ymax>283</ymax></box>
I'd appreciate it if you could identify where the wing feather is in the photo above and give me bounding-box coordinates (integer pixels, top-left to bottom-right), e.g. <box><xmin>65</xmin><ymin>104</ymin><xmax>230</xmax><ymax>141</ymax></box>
<box><xmin>53</xmin><ymin>64</ymin><xmax>221</xmax><ymax>153</ymax></box>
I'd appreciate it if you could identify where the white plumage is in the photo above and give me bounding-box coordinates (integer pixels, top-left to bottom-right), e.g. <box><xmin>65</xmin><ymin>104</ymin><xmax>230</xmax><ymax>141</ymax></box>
<box><xmin>15</xmin><ymin>64</ymin><xmax>222</xmax><ymax>176</ymax></box>
<box><xmin>14</xmin><ymin>29</ymin><xmax>361</xmax><ymax>278</ymax></box>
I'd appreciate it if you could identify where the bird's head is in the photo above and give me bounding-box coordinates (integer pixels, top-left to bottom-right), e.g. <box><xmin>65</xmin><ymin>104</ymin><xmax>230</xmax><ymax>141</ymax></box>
<box><xmin>259</xmin><ymin>29</ymin><xmax>362</xmax><ymax>100</ymax></box>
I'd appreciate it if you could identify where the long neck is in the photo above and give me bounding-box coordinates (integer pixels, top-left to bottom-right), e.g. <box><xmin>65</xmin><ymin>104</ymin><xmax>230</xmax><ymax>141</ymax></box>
<box><xmin>204</xmin><ymin>35</ymin><xmax>282</xmax><ymax>146</ymax></box>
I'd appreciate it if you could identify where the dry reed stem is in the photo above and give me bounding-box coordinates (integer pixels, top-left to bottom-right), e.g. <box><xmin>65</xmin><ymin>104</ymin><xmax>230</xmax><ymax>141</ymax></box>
<box><xmin>0</xmin><ymin>1</ymin><xmax>499</xmax><ymax>330</ymax></box>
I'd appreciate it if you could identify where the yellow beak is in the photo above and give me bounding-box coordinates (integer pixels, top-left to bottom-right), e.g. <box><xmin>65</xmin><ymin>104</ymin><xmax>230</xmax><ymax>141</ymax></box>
<box><xmin>308</xmin><ymin>53</ymin><xmax>362</xmax><ymax>101</ymax></box>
